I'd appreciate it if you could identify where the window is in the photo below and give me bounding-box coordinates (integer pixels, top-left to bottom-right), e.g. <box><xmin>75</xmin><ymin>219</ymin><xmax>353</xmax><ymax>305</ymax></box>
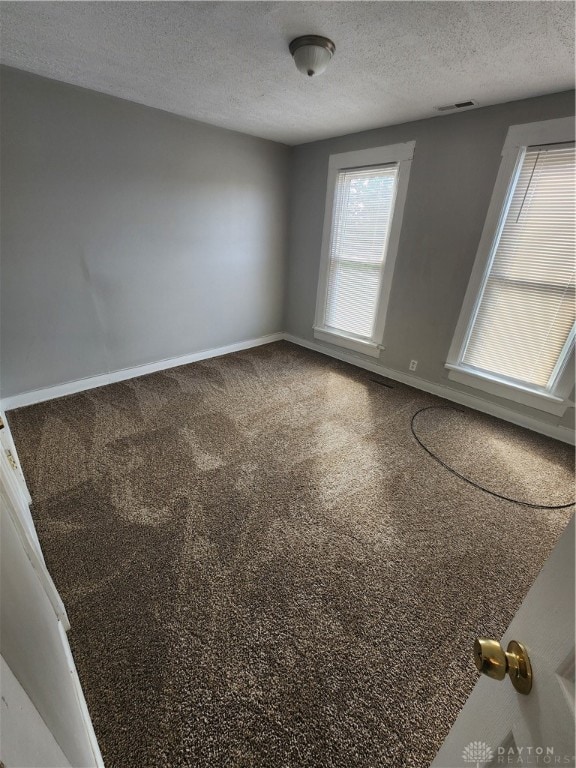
<box><xmin>447</xmin><ymin>117</ymin><xmax>575</xmax><ymax>415</ymax></box>
<box><xmin>314</xmin><ymin>142</ymin><xmax>414</xmax><ymax>357</ymax></box>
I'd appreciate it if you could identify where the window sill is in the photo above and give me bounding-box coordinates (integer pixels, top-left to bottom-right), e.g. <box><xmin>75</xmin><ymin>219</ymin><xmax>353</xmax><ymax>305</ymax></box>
<box><xmin>445</xmin><ymin>364</ymin><xmax>572</xmax><ymax>416</ymax></box>
<box><xmin>313</xmin><ymin>327</ymin><xmax>382</xmax><ymax>358</ymax></box>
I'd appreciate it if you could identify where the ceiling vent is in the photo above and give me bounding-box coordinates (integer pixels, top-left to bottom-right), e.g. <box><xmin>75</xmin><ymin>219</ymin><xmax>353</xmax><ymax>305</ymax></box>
<box><xmin>435</xmin><ymin>100</ymin><xmax>477</xmax><ymax>112</ymax></box>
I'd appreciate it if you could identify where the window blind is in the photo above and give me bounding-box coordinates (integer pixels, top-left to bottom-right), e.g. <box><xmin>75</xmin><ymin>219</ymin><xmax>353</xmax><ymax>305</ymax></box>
<box><xmin>324</xmin><ymin>164</ymin><xmax>398</xmax><ymax>340</ymax></box>
<box><xmin>462</xmin><ymin>143</ymin><xmax>575</xmax><ymax>389</ymax></box>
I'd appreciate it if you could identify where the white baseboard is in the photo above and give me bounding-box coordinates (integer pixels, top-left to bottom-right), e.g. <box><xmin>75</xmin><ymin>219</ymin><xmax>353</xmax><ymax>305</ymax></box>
<box><xmin>3</xmin><ymin>330</ymin><xmax>574</xmax><ymax>446</ymax></box>
<box><xmin>283</xmin><ymin>333</ymin><xmax>576</xmax><ymax>446</ymax></box>
<box><xmin>1</xmin><ymin>333</ymin><xmax>283</xmax><ymax>411</ymax></box>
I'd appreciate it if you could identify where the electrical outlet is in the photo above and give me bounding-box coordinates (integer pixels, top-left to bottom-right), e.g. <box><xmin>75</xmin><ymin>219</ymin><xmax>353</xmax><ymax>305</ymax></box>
<box><xmin>409</xmin><ymin>359</ymin><xmax>418</xmax><ymax>372</ymax></box>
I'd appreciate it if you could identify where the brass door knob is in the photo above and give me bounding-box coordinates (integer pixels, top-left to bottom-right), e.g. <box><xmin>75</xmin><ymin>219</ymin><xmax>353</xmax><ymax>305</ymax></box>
<box><xmin>474</xmin><ymin>638</ymin><xmax>533</xmax><ymax>695</ymax></box>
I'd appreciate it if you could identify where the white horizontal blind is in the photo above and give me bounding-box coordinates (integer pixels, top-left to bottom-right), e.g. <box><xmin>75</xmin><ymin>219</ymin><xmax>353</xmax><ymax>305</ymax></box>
<box><xmin>324</xmin><ymin>164</ymin><xmax>398</xmax><ymax>339</ymax></box>
<box><xmin>462</xmin><ymin>143</ymin><xmax>575</xmax><ymax>389</ymax></box>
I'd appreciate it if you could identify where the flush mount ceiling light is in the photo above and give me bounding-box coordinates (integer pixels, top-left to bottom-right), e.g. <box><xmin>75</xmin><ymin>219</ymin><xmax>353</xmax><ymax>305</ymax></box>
<box><xmin>289</xmin><ymin>35</ymin><xmax>335</xmax><ymax>77</ymax></box>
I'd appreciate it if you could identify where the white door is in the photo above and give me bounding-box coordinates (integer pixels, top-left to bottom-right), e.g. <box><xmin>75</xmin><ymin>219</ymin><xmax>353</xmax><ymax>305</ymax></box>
<box><xmin>0</xmin><ymin>411</ymin><xmax>31</xmax><ymax>503</ymax></box>
<box><xmin>1</xmin><ymin>655</ymin><xmax>72</xmax><ymax>768</ymax></box>
<box><xmin>0</xmin><ymin>410</ymin><xmax>39</xmax><ymax>551</ymax></box>
<box><xmin>433</xmin><ymin>516</ymin><xmax>575</xmax><ymax>768</ymax></box>
<box><xmin>0</xmin><ymin>439</ymin><xmax>103</xmax><ymax>767</ymax></box>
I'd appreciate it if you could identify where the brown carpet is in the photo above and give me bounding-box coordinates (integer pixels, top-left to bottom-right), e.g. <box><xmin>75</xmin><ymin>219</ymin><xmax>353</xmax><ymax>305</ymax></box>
<box><xmin>8</xmin><ymin>341</ymin><xmax>574</xmax><ymax>768</ymax></box>
<box><xmin>411</xmin><ymin>406</ymin><xmax>574</xmax><ymax>508</ymax></box>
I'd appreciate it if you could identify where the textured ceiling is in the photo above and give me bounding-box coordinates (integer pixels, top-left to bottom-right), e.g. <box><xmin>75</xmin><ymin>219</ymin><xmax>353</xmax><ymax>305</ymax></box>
<box><xmin>1</xmin><ymin>1</ymin><xmax>574</xmax><ymax>145</ymax></box>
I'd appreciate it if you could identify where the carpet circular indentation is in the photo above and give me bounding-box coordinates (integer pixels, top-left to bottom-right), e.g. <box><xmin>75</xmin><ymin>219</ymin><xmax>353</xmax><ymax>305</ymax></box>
<box><xmin>411</xmin><ymin>406</ymin><xmax>575</xmax><ymax>509</ymax></box>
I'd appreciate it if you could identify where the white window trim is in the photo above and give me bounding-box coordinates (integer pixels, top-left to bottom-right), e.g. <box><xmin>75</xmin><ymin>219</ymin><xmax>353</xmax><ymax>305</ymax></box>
<box><xmin>446</xmin><ymin>116</ymin><xmax>575</xmax><ymax>416</ymax></box>
<box><xmin>314</xmin><ymin>141</ymin><xmax>415</xmax><ymax>357</ymax></box>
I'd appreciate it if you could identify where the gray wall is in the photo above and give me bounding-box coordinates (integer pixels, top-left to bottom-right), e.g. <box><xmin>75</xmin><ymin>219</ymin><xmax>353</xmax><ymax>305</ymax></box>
<box><xmin>0</xmin><ymin>67</ymin><xmax>289</xmax><ymax>397</ymax></box>
<box><xmin>1</xmin><ymin>67</ymin><xmax>574</xmax><ymax>432</ymax></box>
<box><xmin>284</xmin><ymin>91</ymin><xmax>576</xmax><ymax>431</ymax></box>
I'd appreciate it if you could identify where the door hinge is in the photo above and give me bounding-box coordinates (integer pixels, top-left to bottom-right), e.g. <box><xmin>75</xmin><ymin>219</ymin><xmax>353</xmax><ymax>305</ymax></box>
<box><xmin>5</xmin><ymin>449</ymin><xmax>18</xmax><ymax>471</ymax></box>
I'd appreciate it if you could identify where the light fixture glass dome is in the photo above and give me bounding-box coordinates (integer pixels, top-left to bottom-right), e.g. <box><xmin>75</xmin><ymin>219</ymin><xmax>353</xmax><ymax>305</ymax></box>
<box><xmin>289</xmin><ymin>35</ymin><xmax>335</xmax><ymax>77</ymax></box>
